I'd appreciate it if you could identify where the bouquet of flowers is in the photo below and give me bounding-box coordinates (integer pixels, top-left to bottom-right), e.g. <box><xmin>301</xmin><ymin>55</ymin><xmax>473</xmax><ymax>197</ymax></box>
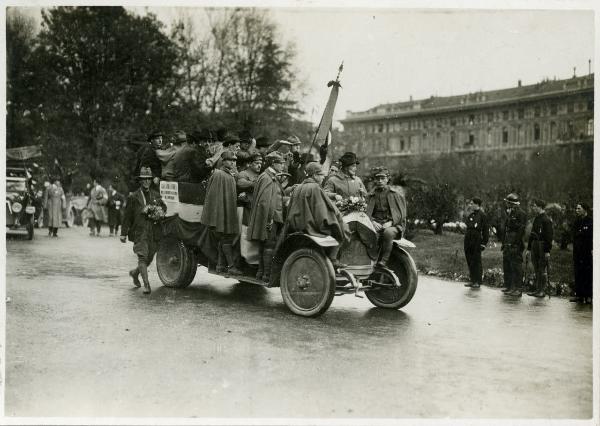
<box><xmin>335</xmin><ymin>196</ymin><xmax>368</xmax><ymax>215</ymax></box>
<box><xmin>142</xmin><ymin>202</ymin><xmax>166</xmax><ymax>223</ymax></box>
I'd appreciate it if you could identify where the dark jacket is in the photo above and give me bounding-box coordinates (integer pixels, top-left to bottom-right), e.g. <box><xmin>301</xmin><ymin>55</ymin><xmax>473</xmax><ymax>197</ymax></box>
<box><xmin>527</xmin><ymin>212</ymin><xmax>554</xmax><ymax>253</ymax></box>
<box><xmin>172</xmin><ymin>143</ymin><xmax>211</xmax><ymax>183</ymax></box>
<box><xmin>135</xmin><ymin>145</ymin><xmax>162</xmax><ymax>179</ymax></box>
<box><xmin>501</xmin><ymin>207</ymin><xmax>527</xmax><ymax>251</ymax></box>
<box><xmin>572</xmin><ymin>215</ymin><xmax>593</xmax><ymax>258</ymax></box>
<box><xmin>465</xmin><ymin>210</ymin><xmax>489</xmax><ymax>245</ymax></box>
<box><xmin>366</xmin><ymin>185</ymin><xmax>407</xmax><ymax>231</ymax></box>
<box><xmin>121</xmin><ymin>187</ymin><xmax>163</xmax><ymax>242</ymax></box>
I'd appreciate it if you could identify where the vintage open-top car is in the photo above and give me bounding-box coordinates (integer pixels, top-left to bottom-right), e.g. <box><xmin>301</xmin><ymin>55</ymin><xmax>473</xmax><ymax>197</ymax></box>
<box><xmin>6</xmin><ymin>167</ymin><xmax>36</xmax><ymax>240</ymax></box>
<box><xmin>155</xmin><ymin>181</ymin><xmax>418</xmax><ymax>317</ymax></box>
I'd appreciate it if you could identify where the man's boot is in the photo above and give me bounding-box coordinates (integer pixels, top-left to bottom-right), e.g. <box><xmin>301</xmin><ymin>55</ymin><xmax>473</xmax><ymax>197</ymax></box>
<box><xmin>216</xmin><ymin>242</ymin><xmax>226</xmax><ymax>274</ymax></box>
<box><xmin>222</xmin><ymin>244</ymin><xmax>242</xmax><ymax>276</ymax></box>
<box><xmin>534</xmin><ymin>273</ymin><xmax>546</xmax><ymax>298</ymax></box>
<box><xmin>129</xmin><ymin>267</ymin><xmax>141</xmax><ymax>288</ymax></box>
<box><xmin>255</xmin><ymin>245</ymin><xmax>264</xmax><ymax>280</ymax></box>
<box><xmin>139</xmin><ymin>262</ymin><xmax>151</xmax><ymax>294</ymax></box>
<box><xmin>508</xmin><ymin>286</ymin><xmax>522</xmax><ymax>297</ymax></box>
<box><xmin>262</xmin><ymin>249</ymin><xmax>274</xmax><ymax>284</ymax></box>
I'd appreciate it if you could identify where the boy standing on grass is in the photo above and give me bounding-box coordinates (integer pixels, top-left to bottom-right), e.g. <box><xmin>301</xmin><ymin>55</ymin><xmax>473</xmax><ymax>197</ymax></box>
<box><xmin>463</xmin><ymin>197</ymin><xmax>489</xmax><ymax>288</ymax></box>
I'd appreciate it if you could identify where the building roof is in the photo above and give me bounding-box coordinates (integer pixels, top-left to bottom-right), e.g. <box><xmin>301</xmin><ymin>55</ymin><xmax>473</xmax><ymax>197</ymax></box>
<box><xmin>342</xmin><ymin>74</ymin><xmax>594</xmax><ymax>123</ymax></box>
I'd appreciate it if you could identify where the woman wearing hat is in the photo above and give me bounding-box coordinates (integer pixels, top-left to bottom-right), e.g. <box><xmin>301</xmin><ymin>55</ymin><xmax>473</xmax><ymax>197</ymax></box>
<box><xmin>323</xmin><ymin>152</ymin><xmax>367</xmax><ymax>201</ymax></box>
<box><xmin>120</xmin><ymin>167</ymin><xmax>166</xmax><ymax>294</ymax></box>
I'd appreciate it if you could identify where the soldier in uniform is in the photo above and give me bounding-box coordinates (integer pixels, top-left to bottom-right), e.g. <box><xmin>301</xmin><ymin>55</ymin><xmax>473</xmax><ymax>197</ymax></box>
<box><xmin>571</xmin><ymin>202</ymin><xmax>593</xmax><ymax>303</ymax></box>
<box><xmin>237</xmin><ymin>153</ymin><xmax>263</xmax><ymax>226</ymax></box>
<box><xmin>120</xmin><ymin>167</ymin><xmax>166</xmax><ymax>294</ymax></box>
<box><xmin>134</xmin><ymin>131</ymin><xmax>163</xmax><ymax>189</ymax></box>
<box><xmin>201</xmin><ymin>150</ymin><xmax>241</xmax><ymax>275</ymax></box>
<box><xmin>246</xmin><ymin>151</ymin><xmax>286</xmax><ymax>282</ymax></box>
<box><xmin>366</xmin><ymin>167</ymin><xmax>407</xmax><ymax>267</ymax></box>
<box><xmin>500</xmin><ymin>193</ymin><xmax>528</xmax><ymax>297</ymax></box>
<box><xmin>463</xmin><ymin>197</ymin><xmax>489</xmax><ymax>288</ymax></box>
<box><xmin>324</xmin><ymin>152</ymin><xmax>367</xmax><ymax>201</ymax></box>
<box><xmin>526</xmin><ymin>198</ymin><xmax>554</xmax><ymax>298</ymax></box>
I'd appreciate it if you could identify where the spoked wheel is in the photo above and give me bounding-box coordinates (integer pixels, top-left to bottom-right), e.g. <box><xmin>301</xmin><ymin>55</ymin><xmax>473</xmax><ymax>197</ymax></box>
<box><xmin>280</xmin><ymin>248</ymin><xmax>336</xmax><ymax>317</ymax></box>
<box><xmin>156</xmin><ymin>237</ymin><xmax>198</xmax><ymax>288</ymax></box>
<box><xmin>365</xmin><ymin>248</ymin><xmax>418</xmax><ymax>309</ymax></box>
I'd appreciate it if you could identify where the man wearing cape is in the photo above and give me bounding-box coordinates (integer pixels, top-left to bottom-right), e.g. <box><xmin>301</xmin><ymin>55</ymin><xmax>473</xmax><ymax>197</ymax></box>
<box><xmin>200</xmin><ymin>151</ymin><xmax>241</xmax><ymax>275</ymax></box>
<box><xmin>246</xmin><ymin>151</ymin><xmax>286</xmax><ymax>282</ymax></box>
<box><xmin>285</xmin><ymin>162</ymin><xmax>349</xmax><ymax>268</ymax></box>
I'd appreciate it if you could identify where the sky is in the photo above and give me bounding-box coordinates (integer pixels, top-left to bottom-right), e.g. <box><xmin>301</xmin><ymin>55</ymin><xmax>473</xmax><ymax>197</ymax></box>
<box><xmin>10</xmin><ymin>4</ymin><xmax>596</xmax><ymax>127</ymax></box>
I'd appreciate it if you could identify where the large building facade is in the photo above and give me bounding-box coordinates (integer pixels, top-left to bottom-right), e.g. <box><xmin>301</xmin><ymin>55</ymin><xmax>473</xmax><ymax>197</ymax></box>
<box><xmin>339</xmin><ymin>74</ymin><xmax>594</xmax><ymax>172</ymax></box>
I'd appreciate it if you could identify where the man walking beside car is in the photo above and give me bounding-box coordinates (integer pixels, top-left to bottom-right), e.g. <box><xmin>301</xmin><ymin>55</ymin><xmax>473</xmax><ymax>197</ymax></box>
<box><xmin>464</xmin><ymin>197</ymin><xmax>489</xmax><ymax>288</ymax></box>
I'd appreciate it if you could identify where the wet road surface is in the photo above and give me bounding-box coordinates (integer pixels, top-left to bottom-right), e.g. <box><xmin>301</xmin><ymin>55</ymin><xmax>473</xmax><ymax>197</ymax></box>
<box><xmin>5</xmin><ymin>227</ymin><xmax>593</xmax><ymax>419</ymax></box>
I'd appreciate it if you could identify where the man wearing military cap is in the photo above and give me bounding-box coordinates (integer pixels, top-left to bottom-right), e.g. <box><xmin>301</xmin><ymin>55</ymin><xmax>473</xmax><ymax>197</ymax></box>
<box><xmin>247</xmin><ymin>151</ymin><xmax>286</xmax><ymax>282</ymax></box>
<box><xmin>284</xmin><ymin>162</ymin><xmax>349</xmax><ymax>269</ymax></box>
<box><xmin>120</xmin><ymin>167</ymin><xmax>166</xmax><ymax>294</ymax></box>
<box><xmin>500</xmin><ymin>192</ymin><xmax>528</xmax><ymax>296</ymax></box>
<box><xmin>215</xmin><ymin>132</ymin><xmax>241</xmax><ymax>170</ymax></box>
<box><xmin>366</xmin><ymin>166</ymin><xmax>407</xmax><ymax>267</ymax></box>
<box><xmin>324</xmin><ymin>152</ymin><xmax>367</xmax><ymax>201</ymax></box>
<box><xmin>201</xmin><ymin>149</ymin><xmax>241</xmax><ymax>275</ymax></box>
<box><xmin>266</xmin><ymin>136</ymin><xmax>302</xmax><ymax>179</ymax></box>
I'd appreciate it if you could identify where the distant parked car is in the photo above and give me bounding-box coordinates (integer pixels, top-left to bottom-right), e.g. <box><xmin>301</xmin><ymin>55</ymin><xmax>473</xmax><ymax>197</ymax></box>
<box><xmin>6</xmin><ymin>167</ymin><xmax>36</xmax><ymax>240</ymax></box>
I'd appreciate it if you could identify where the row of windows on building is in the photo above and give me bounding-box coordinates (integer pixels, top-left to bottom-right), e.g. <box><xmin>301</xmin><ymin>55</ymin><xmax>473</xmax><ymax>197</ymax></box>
<box><xmin>349</xmin><ymin>99</ymin><xmax>594</xmax><ymax>135</ymax></box>
<box><xmin>350</xmin><ymin>118</ymin><xmax>593</xmax><ymax>154</ymax></box>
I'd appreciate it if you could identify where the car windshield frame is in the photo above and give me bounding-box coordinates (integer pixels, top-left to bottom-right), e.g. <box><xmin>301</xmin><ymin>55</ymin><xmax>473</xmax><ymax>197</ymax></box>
<box><xmin>6</xmin><ymin>179</ymin><xmax>28</xmax><ymax>193</ymax></box>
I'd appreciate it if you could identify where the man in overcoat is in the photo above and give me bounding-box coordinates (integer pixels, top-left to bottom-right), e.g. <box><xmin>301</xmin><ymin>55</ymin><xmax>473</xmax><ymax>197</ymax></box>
<box><xmin>171</xmin><ymin>130</ymin><xmax>211</xmax><ymax>183</ymax></box>
<box><xmin>571</xmin><ymin>202</ymin><xmax>593</xmax><ymax>303</ymax></box>
<box><xmin>246</xmin><ymin>151</ymin><xmax>286</xmax><ymax>282</ymax></box>
<box><xmin>107</xmin><ymin>183</ymin><xmax>125</xmax><ymax>236</ymax></box>
<box><xmin>201</xmin><ymin>151</ymin><xmax>241</xmax><ymax>275</ymax></box>
<box><xmin>134</xmin><ymin>131</ymin><xmax>163</xmax><ymax>190</ymax></box>
<box><xmin>463</xmin><ymin>197</ymin><xmax>489</xmax><ymax>288</ymax></box>
<box><xmin>366</xmin><ymin>167</ymin><xmax>407</xmax><ymax>267</ymax></box>
<box><xmin>285</xmin><ymin>162</ymin><xmax>349</xmax><ymax>268</ymax></box>
<box><xmin>120</xmin><ymin>167</ymin><xmax>166</xmax><ymax>294</ymax></box>
<box><xmin>323</xmin><ymin>152</ymin><xmax>367</xmax><ymax>201</ymax></box>
<box><xmin>501</xmin><ymin>193</ymin><xmax>528</xmax><ymax>297</ymax></box>
<box><xmin>526</xmin><ymin>199</ymin><xmax>554</xmax><ymax>298</ymax></box>
<box><xmin>87</xmin><ymin>177</ymin><xmax>108</xmax><ymax>236</ymax></box>
<box><xmin>44</xmin><ymin>177</ymin><xmax>66</xmax><ymax>237</ymax></box>
<box><xmin>237</xmin><ymin>153</ymin><xmax>263</xmax><ymax>226</ymax></box>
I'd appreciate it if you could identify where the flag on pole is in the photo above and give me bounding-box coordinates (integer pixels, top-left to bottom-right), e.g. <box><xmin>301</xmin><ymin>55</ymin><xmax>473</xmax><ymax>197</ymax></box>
<box><xmin>308</xmin><ymin>62</ymin><xmax>343</xmax><ymax>175</ymax></box>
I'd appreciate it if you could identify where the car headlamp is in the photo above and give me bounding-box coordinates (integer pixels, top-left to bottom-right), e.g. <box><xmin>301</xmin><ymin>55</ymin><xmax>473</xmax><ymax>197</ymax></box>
<box><xmin>12</xmin><ymin>202</ymin><xmax>23</xmax><ymax>213</ymax></box>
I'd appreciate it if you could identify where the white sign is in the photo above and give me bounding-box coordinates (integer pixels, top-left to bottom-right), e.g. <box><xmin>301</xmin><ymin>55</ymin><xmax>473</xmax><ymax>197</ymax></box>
<box><xmin>160</xmin><ymin>181</ymin><xmax>179</xmax><ymax>203</ymax></box>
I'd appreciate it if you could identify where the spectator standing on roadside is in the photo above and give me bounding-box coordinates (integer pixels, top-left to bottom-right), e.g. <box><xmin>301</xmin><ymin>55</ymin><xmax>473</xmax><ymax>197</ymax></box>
<box><xmin>526</xmin><ymin>199</ymin><xmax>554</xmax><ymax>298</ymax></box>
<box><xmin>500</xmin><ymin>193</ymin><xmax>528</xmax><ymax>297</ymax></box>
<box><xmin>87</xmin><ymin>177</ymin><xmax>108</xmax><ymax>236</ymax></box>
<box><xmin>44</xmin><ymin>177</ymin><xmax>66</xmax><ymax>237</ymax></box>
<box><xmin>107</xmin><ymin>183</ymin><xmax>125</xmax><ymax>236</ymax></box>
<box><xmin>463</xmin><ymin>197</ymin><xmax>489</xmax><ymax>289</ymax></box>
<box><xmin>571</xmin><ymin>202</ymin><xmax>593</xmax><ymax>304</ymax></box>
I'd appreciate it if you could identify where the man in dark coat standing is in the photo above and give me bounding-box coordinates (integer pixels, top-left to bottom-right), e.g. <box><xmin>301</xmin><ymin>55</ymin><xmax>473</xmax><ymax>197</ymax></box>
<box><xmin>201</xmin><ymin>151</ymin><xmax>241</xmax><ymax>275</ymax></box>
<box><xmin>246</xmin><ymin>151</ymin><xmax>286</xmax><ymax>282</ymax></box>
<box><xmin>571</xmin><ymin>202</ymin><xmax>593</xmax><ymax>303</ymax></box>
<box><xmin>120</xmin><ymin>167</ymin><xmax>166</xmax><ymax>294</ymax></box>
<box><xmin>501</xmin><ymin>193</ymin><xmax>528</xmax><ymax>297</ymax></box>
<box><xmin>171</xmin><ymin>130</ymin><xmax>211</xmax><ymax>183</ymax></box>
<box><xmin>464</xmin><ymin>197</ymin><xmax>489</xmax><ymax>288</ymax></box>
<box><xmin>107</xmin><ymin>183</ymin><xmax>125</xmax><ymax>236</ymax></box>
<box><xmin>526</xmin><ymin>199</ymin><xmax>554</xmax><ymax>298</ymax></box>
<box><xmin>366</xmin><ymin>167</ymin><xmax>407</xmax><ymax>267</ymax></box>
<box><xmin>285</xmin><ymin>162</ymin><xmax>349</xmax><ymax>268</ymax></box>
<box><xmin>134</xmin><ymin>131</ymin><xmax>163</xmax><ymax>190</ymax></box>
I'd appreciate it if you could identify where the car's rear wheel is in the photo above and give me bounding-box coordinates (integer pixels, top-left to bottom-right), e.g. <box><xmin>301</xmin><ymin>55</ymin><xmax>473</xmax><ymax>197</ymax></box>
<box><xmin>157</xmin><ymin>237</ymin><xmax>197</xmax><ymax>288</ymax></box>
<box><xmin>280</xmin><ymin>248</ymin><xmax>335</xmax><ymax>317</ymax></box>
<box><xmin>365</xmin><ymin>248</ymin><xmax>418</xmax><ymax>309</ymax></box>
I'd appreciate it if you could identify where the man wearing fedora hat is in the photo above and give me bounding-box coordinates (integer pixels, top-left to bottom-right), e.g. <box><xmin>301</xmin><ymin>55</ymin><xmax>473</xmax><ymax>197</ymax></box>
<box><xmin>201</xmin><ymin>150</ymin><xmax>242</xmax><ymax>275</ymax></box>
<box><xmin>120</xmin><ymin>167</ymin><xmax>166</xmax><ymax>294</ymax></box>
<box><xmin>247</xmin><ymin>151</ymin><xmax>286</xmax><ymax>282</ymax></box>
<box><xmin>324</xmin><ymin>152</ymin><xmax>367</xmax><ymax>201</ymax></box>
<box><xmin>366</xmin><ymin>166</ymin><xmax>407</xmax><ymax>267</ymax></box>
<box><xmin>500</xmin><ymin>192</ymin><xmax>528</xmax><ymax>296</ymax></box>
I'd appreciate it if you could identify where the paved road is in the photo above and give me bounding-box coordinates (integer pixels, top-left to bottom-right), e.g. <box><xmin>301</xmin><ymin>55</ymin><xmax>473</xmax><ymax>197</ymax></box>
<box><xmin>5</xmin><ymin>227</ymin><xmax>594</xmax><ymax>419</ymax></box>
